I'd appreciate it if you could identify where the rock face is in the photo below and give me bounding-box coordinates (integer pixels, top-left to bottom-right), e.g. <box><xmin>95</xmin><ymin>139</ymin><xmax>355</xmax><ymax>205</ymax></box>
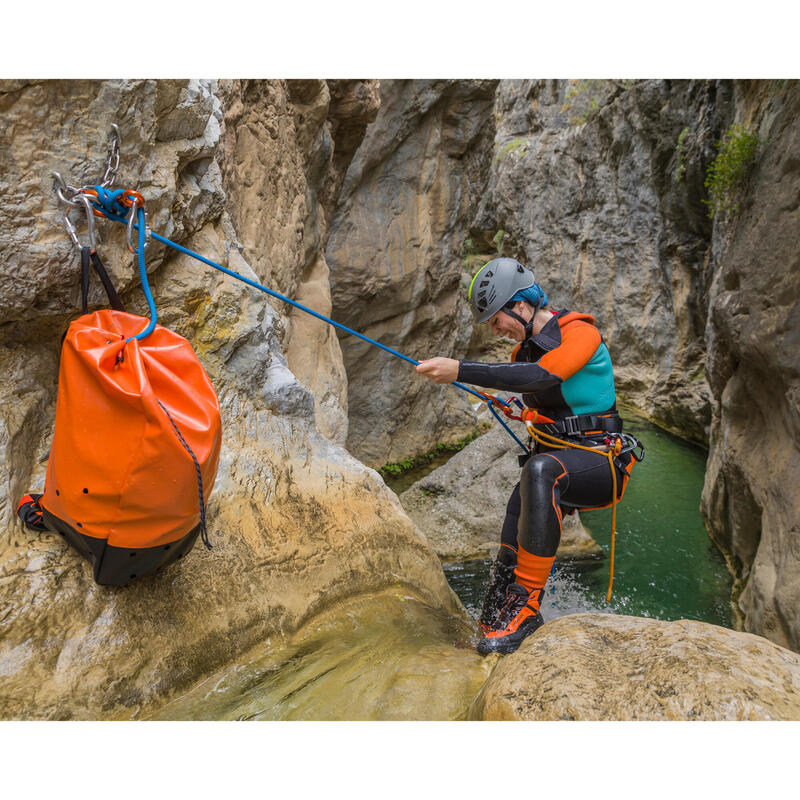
<box><xmin>470</xmin><ymin>613</ymin><xmax>800</xmax><ymax>720</ymax></box>
<box><xmin>701</xmin><ymin>81</ymin><xmax>800</xmax><ymax>652</ymax></box>
<box><xmin>326</xmin><ymin>80</ymin><xmax>498</xmax><ymax>467</ymax></box>
<box><xmin>0</xmin><ymin>79</ymin><xmax>461</xmax><ymax>720</ymax></box>
<box><xmin>400</xmin><ymin>423</ymin><xmax>602</xmax><ymax>561</ymax></box>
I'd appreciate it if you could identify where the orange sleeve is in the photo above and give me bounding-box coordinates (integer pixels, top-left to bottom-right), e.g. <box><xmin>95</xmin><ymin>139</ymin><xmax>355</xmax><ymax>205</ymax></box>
<box><xmin>537</xmin><ymin>321</ymin><xmax>601</xmax><ymax>381</ymax></box>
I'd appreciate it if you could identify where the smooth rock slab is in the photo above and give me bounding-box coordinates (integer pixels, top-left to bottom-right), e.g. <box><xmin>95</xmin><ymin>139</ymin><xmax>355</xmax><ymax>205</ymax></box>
<box><xmin>146</xmin><ymin>589</ymin><xmax>492</xmax><ymax>721</ymax></box>
<box><xmin>470</xmin><ymin>613</ymin><xmax>800</xmax><ymax>720</ymax></box>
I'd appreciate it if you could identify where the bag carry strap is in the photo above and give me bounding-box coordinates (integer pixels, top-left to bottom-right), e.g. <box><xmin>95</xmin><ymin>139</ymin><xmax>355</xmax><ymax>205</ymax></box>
<box><xmin>81</xmin><ymin>247</ymin><xmax>126</xmax><ymax>314</ymax></box>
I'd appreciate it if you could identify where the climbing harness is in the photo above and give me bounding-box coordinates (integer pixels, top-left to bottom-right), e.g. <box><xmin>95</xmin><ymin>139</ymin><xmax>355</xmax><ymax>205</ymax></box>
<box><xmin>37</xmin><ymin>125</ymin><xmax>644</xmax><ymax>596</ymax></box>
<box><xmin>482</xmin><ymin>397</ymin><xmax>645</xmax><ymax>601</ymax></box>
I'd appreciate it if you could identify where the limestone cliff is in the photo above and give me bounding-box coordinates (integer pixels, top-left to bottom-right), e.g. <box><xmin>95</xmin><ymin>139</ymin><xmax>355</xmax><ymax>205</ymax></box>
<box><xmin>701</xmin><ymin>80</ymin><xmax>800</xmax><ymax>652</ymax></box>
<box><xmin>0</xmin><ymin>79</ymin><xmax>461</xmax><ymax>719</ymax></box>
<box><xmin>326</xmin><ymin>79</ymin><xmax>498</xmax><ymax>467</ymax></box>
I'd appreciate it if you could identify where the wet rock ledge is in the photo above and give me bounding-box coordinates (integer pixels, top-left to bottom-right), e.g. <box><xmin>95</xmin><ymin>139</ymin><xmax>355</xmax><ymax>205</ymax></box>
<box><xmin>470</xmin><ymin>613</ymin><xmax>800</xmax><ymax>720</ymax></box>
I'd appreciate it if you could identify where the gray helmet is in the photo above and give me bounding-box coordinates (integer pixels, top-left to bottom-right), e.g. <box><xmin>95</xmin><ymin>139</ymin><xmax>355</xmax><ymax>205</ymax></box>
<box><xmin>467</xmin><ymin>258</ymin><xmax>535</xmax><ymax>322</ymax></box>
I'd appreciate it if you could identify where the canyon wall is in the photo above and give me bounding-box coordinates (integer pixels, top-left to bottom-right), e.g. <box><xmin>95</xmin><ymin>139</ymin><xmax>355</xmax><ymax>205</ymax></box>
<box><xmin>0</xmin><ymin>79</ymin><xmax>461</xmax><ymax>719</ymax></box>
<box><xmin>327</xmin><ymin>79</ymin><xmax>498</xmax><ymax>467</ymax></box>
<box><xmin>701</xmin><ymin>80</ymin><xmax>800</xmax><ymax>651</ymax></box>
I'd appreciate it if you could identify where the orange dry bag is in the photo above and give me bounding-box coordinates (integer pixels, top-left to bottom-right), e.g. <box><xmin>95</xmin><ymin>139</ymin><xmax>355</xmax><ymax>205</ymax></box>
<box><xmin>18</xmin><ymin>247</ymin><xmax>221</xmax><ymax>585</ymax></box>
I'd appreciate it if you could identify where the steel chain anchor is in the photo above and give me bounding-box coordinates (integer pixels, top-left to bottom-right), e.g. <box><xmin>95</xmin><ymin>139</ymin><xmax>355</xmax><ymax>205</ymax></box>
<box><xmin>99</xmin><ymin>124</ymin><xmax>121</xmax><ymax>189</ymax></box>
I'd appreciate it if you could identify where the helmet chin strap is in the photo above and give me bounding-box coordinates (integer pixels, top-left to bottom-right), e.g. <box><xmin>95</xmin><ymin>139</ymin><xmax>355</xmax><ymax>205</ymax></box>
<box><xmin>501</xmin><ymin>300</ymin><xmax>542</xmax><ymax>339</ymax></box>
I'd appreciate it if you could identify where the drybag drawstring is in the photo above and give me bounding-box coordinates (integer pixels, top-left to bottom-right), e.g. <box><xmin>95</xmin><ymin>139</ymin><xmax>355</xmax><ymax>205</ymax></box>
<box><xmin>156</xmin><ymin>400</ymin><xmax>211</xmax><ymax>550</ymax></box>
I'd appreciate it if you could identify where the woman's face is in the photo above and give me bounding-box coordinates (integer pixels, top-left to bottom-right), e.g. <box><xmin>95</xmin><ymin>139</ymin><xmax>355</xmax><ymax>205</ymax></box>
<box><xmin>487</xmin><ymin>304</ymin><xmax>528</xmax><ymax>341</ymax></box>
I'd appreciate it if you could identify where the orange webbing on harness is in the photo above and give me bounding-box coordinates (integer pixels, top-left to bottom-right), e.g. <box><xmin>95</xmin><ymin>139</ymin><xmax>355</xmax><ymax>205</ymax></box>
<box><xmin>522</xmin><ymin>410</ymin><xmax>623</xmax><ymax>602</ymax></box>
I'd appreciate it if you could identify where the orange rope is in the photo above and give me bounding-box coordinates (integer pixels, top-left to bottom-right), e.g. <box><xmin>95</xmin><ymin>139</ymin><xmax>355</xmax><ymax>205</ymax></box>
<box><xmin>607</xmin><ymin>450</ymin><xmax>617</xmax><ymax>602</ymax></box>
<box><xmin>523</xmin><ymin>411</ymin><xmax>621</xmax><ymax>601</ymax></box>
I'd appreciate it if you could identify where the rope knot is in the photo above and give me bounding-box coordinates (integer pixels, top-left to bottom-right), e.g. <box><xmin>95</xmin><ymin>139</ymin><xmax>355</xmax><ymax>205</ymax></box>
<box><xmin>92</xmin><ymin>185</ymin><xmax>129</xmax><ymax>217</ymax></box>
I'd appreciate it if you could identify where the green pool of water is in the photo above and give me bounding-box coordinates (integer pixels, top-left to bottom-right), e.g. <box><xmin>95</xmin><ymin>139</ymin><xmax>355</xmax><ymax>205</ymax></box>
<box><xmin>444</xmin><ymin>410</ymin><xmax>734</xmax><ymax>628</ymax></box>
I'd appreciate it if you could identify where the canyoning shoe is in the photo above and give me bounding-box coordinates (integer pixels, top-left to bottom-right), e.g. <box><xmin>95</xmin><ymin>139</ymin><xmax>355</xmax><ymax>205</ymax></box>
<box><xmin>476</xmin><ymin>583</ymin><xmax>544</xmax><ymax>655</ymax></box>
<box><xmin>478</xmin><ymin>559</ymin><xmax>517</xmax><ymax>633</ymax></box>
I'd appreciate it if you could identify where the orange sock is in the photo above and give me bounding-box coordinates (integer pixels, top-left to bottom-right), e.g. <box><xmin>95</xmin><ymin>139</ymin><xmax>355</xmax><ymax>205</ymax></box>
<box><xmin>514</xmin><ymin>545</ymin><xmax>555</xmax><ymax>609</ymax></box>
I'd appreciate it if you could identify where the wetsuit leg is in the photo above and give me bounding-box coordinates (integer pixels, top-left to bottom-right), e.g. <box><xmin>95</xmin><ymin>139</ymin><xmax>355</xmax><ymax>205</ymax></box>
<box><xmin>518</xmin><ymin>447</ymin><xmax>615</xmax><ymax>556</ymax></box>
<box><xmin>498</xmin><ymin>483</ymin><xmax>520</xmax><ymax>566</ymax></box>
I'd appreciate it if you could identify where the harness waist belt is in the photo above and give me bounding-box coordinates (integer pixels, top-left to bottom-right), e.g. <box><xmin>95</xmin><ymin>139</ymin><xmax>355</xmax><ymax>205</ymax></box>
<box><xmin>538</xmin><ymin>413</ymin><xmax>623</xmax><ymax>438</ymax></box>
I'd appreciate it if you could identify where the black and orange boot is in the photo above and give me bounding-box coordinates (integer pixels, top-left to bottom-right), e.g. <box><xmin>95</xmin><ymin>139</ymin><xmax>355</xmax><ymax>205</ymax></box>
<box><xmin>478</xmin><ymin>553</ymin><xmax>517</xmax><ymax>633</ymax></box>
<box><xmin>476</xmin><ymin>546</ymin><xmax>554</xmax><ymax>654</ymax></box>
<box><xmin>476</xmin><ymin>583</ymin><xmax>544</xmax><ymax>654</ymax></box>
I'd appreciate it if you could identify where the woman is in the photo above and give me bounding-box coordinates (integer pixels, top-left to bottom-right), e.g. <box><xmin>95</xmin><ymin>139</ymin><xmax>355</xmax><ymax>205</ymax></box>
<box><xmin>416</xmin><ymin>257</ymin><xmax>633</xmax><ymax>655</ymax></box>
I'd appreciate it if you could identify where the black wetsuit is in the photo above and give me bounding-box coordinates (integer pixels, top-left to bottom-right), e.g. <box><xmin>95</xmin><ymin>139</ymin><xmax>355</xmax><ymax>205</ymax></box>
<box><xmin>458</xmin><ymin>309</ymin><xmax>633</xmax><ymax>565</ymax></box>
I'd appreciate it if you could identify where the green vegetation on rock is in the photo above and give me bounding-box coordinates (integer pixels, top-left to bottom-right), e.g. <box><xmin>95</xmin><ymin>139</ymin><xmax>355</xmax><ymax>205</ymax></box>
<box><xmin>561</xmin><ymin>79</ymin><xmax>605</xmax><ymax>126</ymax></box>
<box><xmin>378</xmin><ymin>430</ymin><xmax>485</xmax><ymax>479</ymax></box>
<box><xmin>703</xmin><ymin>123</ymin><xmax>761</xmax><ymax>218</ymax></box>
<box><xmin>494</xmin><ymin>137</ymin><xmax>528</xmax><ymax>162</ymax></box>
<box><xmin>674</xmin><ymin>127</ymin><xmax>690</xmax><ymax>184</ymax></box>
<box><xmin>492</xmin><ymin>229</ymin><xmax>505</xmax><ymax>255</ymax></box>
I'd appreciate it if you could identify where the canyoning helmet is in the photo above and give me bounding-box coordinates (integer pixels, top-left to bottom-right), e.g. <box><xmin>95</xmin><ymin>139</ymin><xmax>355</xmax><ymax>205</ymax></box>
<box><xmin>468</xmin><ymin>258</ymin><xmax>536</xmax><ymax>323</ymax></box>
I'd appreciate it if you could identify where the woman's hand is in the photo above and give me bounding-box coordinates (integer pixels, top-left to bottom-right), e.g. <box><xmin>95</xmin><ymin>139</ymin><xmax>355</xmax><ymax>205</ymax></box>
<box><xmin>415</xmin><ymin>357</ymin><xmax>460</xmax><ymax>385</ymax></box>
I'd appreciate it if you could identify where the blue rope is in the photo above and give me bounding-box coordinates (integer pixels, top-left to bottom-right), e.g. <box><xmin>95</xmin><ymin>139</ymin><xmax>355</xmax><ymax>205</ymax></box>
<box><xmin>132</xmin><ymin>206</ymin><xmax>156</xmax><ymax>341</ymax></box>
<box><xmin>89</xmin><ymin>186</ymin><xmax>530</xmax><ymax>455</ymax></box>
<box><xmin>487</xmin><ymin>399</ymin><xmax>529</xmax><ymax>453</ymax></box>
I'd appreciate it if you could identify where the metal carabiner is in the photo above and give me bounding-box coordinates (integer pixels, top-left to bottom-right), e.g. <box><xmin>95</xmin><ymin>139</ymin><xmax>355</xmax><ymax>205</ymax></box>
<box><xmin>61</xmin><ymin>209</ymin><xmax>81</xmax><ymax>249</ymax></box>
<box><xmin>52</xmin><ymin>171</ymin><xmax>81</xmax><ymax>208</ymax></box>
<box><xmin>60</xmin><ymin>193</ymin><xmax>98</xmax><ymax>251</ymax></box>
<box><xmin>125</xmin><ymin>203</ymin><xmax>150</xmax><ymax>254</ymax></box>
<box><xmin>72</xmin><ymin>193</ymin><xmax>98</xmax><ymax>251</ymax></box>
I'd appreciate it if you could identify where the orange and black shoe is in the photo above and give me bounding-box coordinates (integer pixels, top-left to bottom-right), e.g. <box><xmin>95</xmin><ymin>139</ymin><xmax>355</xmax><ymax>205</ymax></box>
<box><xmin>476</xmin><ymin>583</ymin><xmax>544</xmax><ymax>655</ymax></box>
<box><xmin>477</xmin><ymin>559</ymin><xmax>517</xmax><ymax>634</ymax></box>
<box><xmin>17</xmin><ymin>493</ymin><xmax>48</xmax><ymax>533</ymax></box>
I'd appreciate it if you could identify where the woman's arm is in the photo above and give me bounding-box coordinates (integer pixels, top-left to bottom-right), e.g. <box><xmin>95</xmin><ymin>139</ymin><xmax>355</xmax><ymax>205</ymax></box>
<box><xmin>429</xmin><ymin>321</ymin><xmax>602</xmax><ymax>392</ymax></box>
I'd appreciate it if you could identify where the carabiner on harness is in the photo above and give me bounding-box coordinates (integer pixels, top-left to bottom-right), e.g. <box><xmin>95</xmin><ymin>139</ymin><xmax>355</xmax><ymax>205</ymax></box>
<box><xmin>617</xmin><ymin>432</ymin><xmax>645</xmax><ymax>462</ymax></box>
